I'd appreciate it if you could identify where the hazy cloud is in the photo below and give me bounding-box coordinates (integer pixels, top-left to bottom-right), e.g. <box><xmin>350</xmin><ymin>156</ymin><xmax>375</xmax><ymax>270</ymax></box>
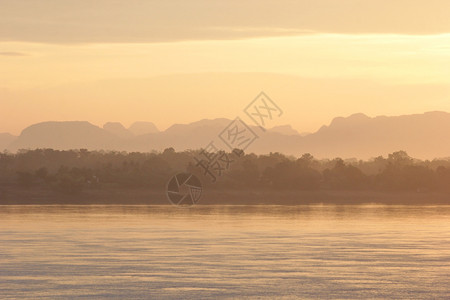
<box><xmin>0</xmin><ymin>51</ymin><xmax>27</xmax><ymax>56</ymax></box>
<box><xmin>0</xmin><ymin>0</ymin><xmax>449</xmax><ymax>44</ymax></box>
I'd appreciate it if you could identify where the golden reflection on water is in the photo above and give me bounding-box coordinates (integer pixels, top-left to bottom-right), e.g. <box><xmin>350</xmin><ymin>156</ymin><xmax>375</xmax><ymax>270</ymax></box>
<box><xmin>0</xmin><ymin>205</ymin><xmax>449</xmax><ymax>299</ymax></box>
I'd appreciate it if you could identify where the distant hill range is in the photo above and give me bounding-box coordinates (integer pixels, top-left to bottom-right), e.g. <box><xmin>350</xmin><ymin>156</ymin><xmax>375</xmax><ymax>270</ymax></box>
<box><xmin>2</xmin><ymin>111</ymin><xmax>450</xmax><ymax>159</ymax></box>
<box><xmin>0</xmin><ymin>133</ymin><xmax>16</xmax><ymax>152</ymax></box>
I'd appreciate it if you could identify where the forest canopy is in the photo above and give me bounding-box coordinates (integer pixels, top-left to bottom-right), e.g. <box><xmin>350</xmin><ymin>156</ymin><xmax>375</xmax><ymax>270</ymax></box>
<box><xmin>1</xmin><ymin>148</ymin><xmax>450</xmax><ymax>194</ymax></box>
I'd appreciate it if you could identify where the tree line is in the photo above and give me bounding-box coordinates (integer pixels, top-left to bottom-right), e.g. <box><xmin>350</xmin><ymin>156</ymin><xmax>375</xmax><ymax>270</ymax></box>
<box><xmin>1</xmin><ymin>148</ymin><xmax>450</xmax><ymax>194</ymax></box>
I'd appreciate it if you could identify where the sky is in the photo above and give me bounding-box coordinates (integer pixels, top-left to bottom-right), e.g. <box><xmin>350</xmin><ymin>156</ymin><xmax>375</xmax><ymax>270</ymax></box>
<box><xmin>1</xmin><ymin>0</ymin><xmax>450</xmax><ymax>135</ymax></box>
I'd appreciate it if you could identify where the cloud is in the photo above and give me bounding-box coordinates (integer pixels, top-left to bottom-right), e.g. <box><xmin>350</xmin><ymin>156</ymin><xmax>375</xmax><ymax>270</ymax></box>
<box><xmin>0</xmin><ymin>0</ymin><xmax>449</xmax><ymax>44</ymax></box>
<box><xmin>0</xmin><ymin>51</ymin><xmax>27</xmax><ymax>56</ymax></box>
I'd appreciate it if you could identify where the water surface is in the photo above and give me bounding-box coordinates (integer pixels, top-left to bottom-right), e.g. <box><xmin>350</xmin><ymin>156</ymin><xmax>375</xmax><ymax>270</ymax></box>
<box><xmin>0</xmin><ymin>205</ymin><xmax>449</xmax><ymax>299</ymax></box>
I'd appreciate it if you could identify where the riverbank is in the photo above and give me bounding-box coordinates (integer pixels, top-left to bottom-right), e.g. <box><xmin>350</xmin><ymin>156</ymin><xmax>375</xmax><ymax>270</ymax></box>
<box><xmin>1</xmin><ymin>185</ymin><xmax>449</xmax><ymax>205</ymax></box>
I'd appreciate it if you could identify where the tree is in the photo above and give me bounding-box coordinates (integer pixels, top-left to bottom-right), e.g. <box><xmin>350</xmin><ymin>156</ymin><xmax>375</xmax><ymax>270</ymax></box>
<box><xmin>35</xmin><ymin>167</ymin><xmax>48</xmax><ymax>180</ymax></box>
<box><xmin>323</xmin><ymin>158</ymin><xmax>367</xmax><ymax>189</ymax></box>
<box><xmin>17</xmin><ymin>171</ymin><xmax>34</xmax><ymax>188</ymax></box>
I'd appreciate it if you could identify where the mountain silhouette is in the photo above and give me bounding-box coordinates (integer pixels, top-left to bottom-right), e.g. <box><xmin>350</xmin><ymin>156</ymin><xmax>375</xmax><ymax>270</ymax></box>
<box><xmin>103</xmin><ymin>122</ymin><xmax>134</xmax><ymax>139</ymax></box>
<box><xmin>9</xmin><ymin>121</ymin><xmax>118</xmax><ymax>151</ymax></box>
<box><xmin>4</xmin><ymin>111</ymin><xmax>450</xmax><ymax>159</ymax></box>
<box><xmin>268</xmin><ymin>125</ymin><xmax>300</xmax><ymax>135</ymax></box>
<box><xmin>0</xmin><ymin>133</ymin><xmax>17</xmax><ymax>151</ymax></box>
<box><xmin>128</xmin><ymin>122</ymin><xmax>159</xmax><ymax>135</ymax></box>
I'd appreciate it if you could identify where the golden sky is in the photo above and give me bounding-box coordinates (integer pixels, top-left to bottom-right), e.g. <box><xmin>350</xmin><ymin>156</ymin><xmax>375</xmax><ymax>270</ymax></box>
<box><xmin>1</xmin><ymin>0</ymin><xmax>449</xmax><ymax>135</ymax></box>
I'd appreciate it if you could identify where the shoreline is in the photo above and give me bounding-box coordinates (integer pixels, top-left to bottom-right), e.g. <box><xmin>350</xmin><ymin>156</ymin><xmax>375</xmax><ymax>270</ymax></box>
<box><xmin>1</xmin><ymin>186</ymin><xmax>450</xmax><ymax>205</ymax></box>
